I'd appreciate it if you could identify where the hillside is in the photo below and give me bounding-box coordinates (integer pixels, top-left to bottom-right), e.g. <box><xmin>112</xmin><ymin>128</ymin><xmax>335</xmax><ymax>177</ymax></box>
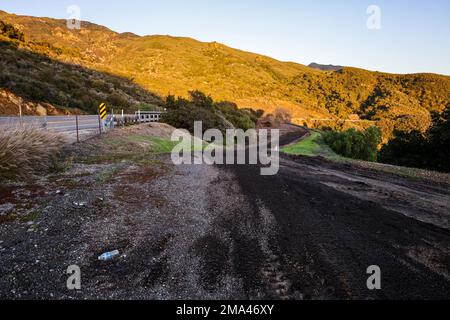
<box><xmin>0</xmin><ymin>15</ymin><xmax>163</xmax><ymax>116</ymax></box>
<box><xmin>0</xmin><ymin>10</ymin><xmax>449</xmax><ymax>133</ymax></box>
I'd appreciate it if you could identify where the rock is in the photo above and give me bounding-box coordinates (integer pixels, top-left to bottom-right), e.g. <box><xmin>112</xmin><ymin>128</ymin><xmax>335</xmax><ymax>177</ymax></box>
<box><xmin>0</xmin><ymin>203</ymin><xmax>15</xmax><ymax>213</ymax></box>
<box><xmin>72</xmin><ymin>201</ymin><xmax>87</xmax><ymax>209</ymax></box>
<box><xmin>35</xmin><ymin>104</ymin><xmax>47</xmax><ymax>116</ymax></box>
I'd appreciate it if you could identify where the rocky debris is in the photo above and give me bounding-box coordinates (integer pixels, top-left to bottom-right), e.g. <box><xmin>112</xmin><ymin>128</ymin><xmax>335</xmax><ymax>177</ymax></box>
<box><xmin>72</xmin><ymin>201</ymin><xmax>87</xmax><ymax>209</ymax></box>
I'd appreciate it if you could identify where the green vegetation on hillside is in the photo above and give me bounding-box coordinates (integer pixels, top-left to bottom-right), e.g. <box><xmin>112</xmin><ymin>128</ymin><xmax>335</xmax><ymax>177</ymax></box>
<box><xmin>0</xmin><ymin>9</ymin><xmax>448</xmax><ymax>139</ymax></box>
<box><xmin>0</xmin><ymin>20</ymin><xmax>24</xmax><ymax>41</ymax></box>
<box><xmin>283</xmin><ymin>127</ymin><xmax>382</xmax><ymax>162</ymax></box>
<box><xmin>0</xmin><ymin>39</ymin><xmax>163</xmax><ymax>114</ymax></box>
<box><xmin>322</xmin><ymin>127</ymin><xmax>382</xmax><ymax>161</ymax></box>
<box><xmin>379</xmin><ymin>105</ymin><xmax>450</xmax><ymax>172</ymax></box>
<box><xmin>163</xmin><ymin>91</ymin><xmax>258</xmax><ymax>133</ymax></box>
<box><xmin>0</xmin><ymin>8</ymin><xmax>449</xmax><ymax>159</ymax></box>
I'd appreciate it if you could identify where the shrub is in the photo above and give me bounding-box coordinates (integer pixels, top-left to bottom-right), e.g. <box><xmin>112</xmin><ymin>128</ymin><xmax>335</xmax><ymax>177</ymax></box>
<box><xmin>107</xmin><ymin>91</ymin><xmax>130</xmax><ymax>109</ymax></box>
<box><xmin>0</xmin><ymin>20</ymin><xmax>25</xmax><ymax>42</ymax></box>
<box><xmin>379</xmin><ymin>104</ymin><xmax>450</xmax><ymax>172</ymax></box>
<box><xmin>136</xmin><ymin>102</ymin><xmax>164</xmax><ymax>112</ymax></box>
<box><xmin>216</xmin><ymin>102</ymin><xmax>255</xmax><ymax>131</ymax></box>
<box><xmin>274</xmin><ymin>108</ymin><xmax>292</xmax><ymax>124</ymax></box>
<box><xmin>0</xmin><ymin>124</ymin><xmax>66</xmax><ymax>180</ymax></box>
<box><xmin>162</xmin><ymin>91</ymin><xmax>256</xmax><ymax>134</ymax></box>
<box><xmin>323</xmin><ymin>126</ymin><xmax>382</xmax><ymax>161</ymax></box>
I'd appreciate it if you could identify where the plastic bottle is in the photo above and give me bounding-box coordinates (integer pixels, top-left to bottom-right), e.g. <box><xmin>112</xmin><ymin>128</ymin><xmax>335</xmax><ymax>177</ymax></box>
<box><xmin>98</xmin><ymin>250</ymin><xmax>120</xmax><ymax>261</ymax></box>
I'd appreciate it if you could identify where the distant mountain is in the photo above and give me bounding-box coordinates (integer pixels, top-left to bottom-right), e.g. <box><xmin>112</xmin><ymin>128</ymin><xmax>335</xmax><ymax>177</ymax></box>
<box><xmin>308</xmin><ymin>63</ymin><xmax>343</xmax><ymax>72</ymax></box>
<box><xmin>0</xmin><ymin>10</ymin><xmax>449</xmax><ymax>138</ymax></box>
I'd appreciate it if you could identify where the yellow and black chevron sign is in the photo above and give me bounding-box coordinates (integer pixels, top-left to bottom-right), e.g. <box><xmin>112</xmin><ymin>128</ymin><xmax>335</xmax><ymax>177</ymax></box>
<box><xmin>99</xmin><ymin>103</ymin><xmax>107</xmax><ymax>120</ymax></box>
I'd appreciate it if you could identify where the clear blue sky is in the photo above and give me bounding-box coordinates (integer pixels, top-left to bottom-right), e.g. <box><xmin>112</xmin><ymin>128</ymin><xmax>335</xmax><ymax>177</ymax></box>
<box><xmin>2</xmin><ymin>0</ymin><xmax>449</xmax><ymax>75</ymax></box>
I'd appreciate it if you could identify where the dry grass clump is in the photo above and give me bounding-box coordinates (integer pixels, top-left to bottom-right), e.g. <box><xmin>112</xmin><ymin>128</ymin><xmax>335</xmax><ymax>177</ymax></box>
<box><xmin>0</xmin><ymin>124</ymin><xmax>66</xmax><ymax>180</ymax></box>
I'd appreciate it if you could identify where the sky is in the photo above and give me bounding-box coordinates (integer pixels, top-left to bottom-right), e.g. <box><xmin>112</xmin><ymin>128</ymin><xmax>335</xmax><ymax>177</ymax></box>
<box><xmin>1</xmin><ymin>0</ymin><xmax>449</xmax><ymax>75</ymax></box>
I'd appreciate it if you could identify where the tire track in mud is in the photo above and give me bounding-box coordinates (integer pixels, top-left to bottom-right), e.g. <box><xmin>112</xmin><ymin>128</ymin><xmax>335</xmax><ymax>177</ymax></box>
<box><xmin>260</xmin><ymin>253</ymin><xmax>292</xmax><ymax>300</ymax></box>
<box><xmin>229</xmin><ymin>154</ymin><xmax>450</xmax><ymax>299</ymax></box>
<box><xmin>254</xmin><ymin>201</ymin><xmax>303</xmax><ymax>300</ymax></box>
<box><xmin>199</xmin><ymin>168</ymin><xmax>307</xmax><ymax>299</ymax></box>
<box><xmin>220</xmin><ymin>126</ymin><xmax>450</xmax><ymax>299</ymax></box>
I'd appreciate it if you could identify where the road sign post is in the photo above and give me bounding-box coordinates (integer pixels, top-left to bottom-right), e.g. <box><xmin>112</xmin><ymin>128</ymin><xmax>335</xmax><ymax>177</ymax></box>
<box><xmin>111</xmin><ymin>108</ymin><xmax>115</xmax><ymax>129</ymax></box>
<box><xmin>98</xmin><ymin>103</ymin><xmax>107</xmax><ymax>134</ymax></box>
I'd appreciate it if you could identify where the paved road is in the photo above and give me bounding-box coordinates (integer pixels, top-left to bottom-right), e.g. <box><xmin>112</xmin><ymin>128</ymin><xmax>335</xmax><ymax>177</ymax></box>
<box><xmin>0</xmin><ymin>116</ymin><xmax>101</xmax><ymax>132</ymax></box>
<box><xmin>217</xmin><ymin>128</ymin><xmax>450</xmax><ymax>299</ymax></box>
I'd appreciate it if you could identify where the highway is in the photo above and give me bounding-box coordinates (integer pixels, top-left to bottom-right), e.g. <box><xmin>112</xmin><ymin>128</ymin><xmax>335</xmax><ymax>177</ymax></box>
<box><xmin>0</xmin><ymin>115</ymin><xmax>101</xmax><ymax>132</ymax></box>
<box><xmin>0</xmin><ymin>112</ymin><xmax>163</xmax><ymax>133</ymax></box>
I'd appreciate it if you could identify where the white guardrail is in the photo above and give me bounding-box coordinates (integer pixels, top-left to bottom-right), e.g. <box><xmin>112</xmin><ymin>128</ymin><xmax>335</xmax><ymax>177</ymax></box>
<box><xmin>0</xmin><ymin>112</ymin><xmax>164</xmax><ymax>143</ymax></box>
<box><xmin>0</xmin><ymin>112</ymin><xmax>164</xmax><ymax>133</ymax></box>
<box><xmin>0</xmin><ymin>115</ymin><xmax>102</xmax><ymax>132</ymax></box>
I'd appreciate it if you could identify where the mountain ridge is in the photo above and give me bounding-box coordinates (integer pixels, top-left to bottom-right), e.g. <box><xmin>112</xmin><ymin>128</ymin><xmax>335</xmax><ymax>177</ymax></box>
<box><xmin>309</xmin><ymin>63</ymin><xmax>344</xmax><ymax>72</ymax></box>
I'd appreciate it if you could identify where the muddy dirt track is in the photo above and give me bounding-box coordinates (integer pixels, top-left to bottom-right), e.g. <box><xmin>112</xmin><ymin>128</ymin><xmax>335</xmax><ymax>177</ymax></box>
<box><xmin>0</xmin><ymin>124</ymin><xmax>449</xmax><ymax>300</ymax></box>
<box><xmin>225</xmin><ymin>153</ymin><xmax>450</xmax><ymax>299</ymax></box>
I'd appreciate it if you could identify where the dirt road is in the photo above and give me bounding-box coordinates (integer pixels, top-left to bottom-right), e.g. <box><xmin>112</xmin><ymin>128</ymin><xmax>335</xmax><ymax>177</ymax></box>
<box><xmin>225</xmin><ymin>154</ymin><xmax>450</xmax><ymax>299</ymax></box>
<box><xmin>0</xmin><ymin>124</ymin><xmax>449</xmax><ymax>299</ymax></box>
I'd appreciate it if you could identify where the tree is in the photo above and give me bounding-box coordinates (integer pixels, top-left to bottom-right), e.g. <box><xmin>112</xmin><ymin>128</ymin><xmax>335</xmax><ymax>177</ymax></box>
<box><xmin>379</xmin><ymin>104</ymin><xmax>450</xmax><ymax>172</ymax></box>
<box><xmin>274</xmin><ymin>108</ymin><xmax>292</xmax><ymax>124</ymax></box>
<box><xmin>189</xmin><ymin>90</ymin><xmax>214</xmax><ymax>109</ymax></box>
<box><xmin>162</xmin><ymin>91</ymin><xmax>256</xmax><ymax>133</ymax></box>
<box><xmin>363</xmin><ymin>126</ymin><xmax>382</xmax><ymax>161</ymax></box>
<box><xmin>165</xmin><ymin>95</ymin><xmax>177</xmax><ymax>109</ymax></box>
<box><xmin>323</xmin><ymin>126</ymin><xmax>381</xmax><ymax>161</ymax></box>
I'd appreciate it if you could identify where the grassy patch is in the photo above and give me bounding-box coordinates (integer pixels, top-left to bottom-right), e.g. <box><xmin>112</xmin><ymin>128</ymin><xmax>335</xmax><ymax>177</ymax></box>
<box><xmin>0</xmin><ymin>125</ymin><xmax>66</xmax><ymax>181</ymax></box>
<box><xmin>282</xmin><ymin>131</ymin><xmax>340</xmax><ymax>159</ymax></box>
<box><xmin>281</xmin><ymin>131</ymin><xmax>450</xmax><ymax>185</ymax></box>
<box><xmin>81</xmin><ymin>134</ymin><xmax>198</xmax><ymax>170</ymax></box>
<box><xmin>127</xmin><ymin>135</ymin><xmax>179</xmax><ymax>154</ymax></box>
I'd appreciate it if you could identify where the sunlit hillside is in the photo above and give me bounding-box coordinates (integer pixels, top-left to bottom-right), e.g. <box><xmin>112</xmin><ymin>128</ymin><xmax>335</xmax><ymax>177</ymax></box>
<box><xmin>1</xmin><ymin>10</ymin><xmax>449</xmax><ymax>133</ymax></box>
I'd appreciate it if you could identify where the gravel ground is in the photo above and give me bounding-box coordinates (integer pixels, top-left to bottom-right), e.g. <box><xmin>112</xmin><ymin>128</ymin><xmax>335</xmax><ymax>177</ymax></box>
<box><xmin>0</xmin><ymin>124</ymin><xmax>284</xmax><ymax>299</ymax></box>
<box><xmin>0</xmin><ymin>124</ymin><xmax>449</xmax><ymax>300</ymax></box>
